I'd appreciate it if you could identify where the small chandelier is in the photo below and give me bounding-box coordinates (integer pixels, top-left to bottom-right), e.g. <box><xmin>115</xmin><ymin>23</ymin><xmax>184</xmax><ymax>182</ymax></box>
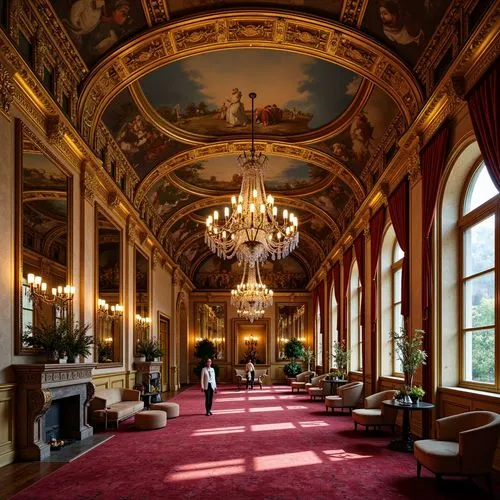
<box><xmin>231</xmin><ymin>261</ymin><xmax>273</xmax><ymax>323</ymax></box>
<box><xmin>26</xmin><ymin>273</ymin><xmax>75</xmax><ymax>310</ymax></box>
<box><xmin>205</xmin><ymin>92</ymin><xmax>299</xmax><ymax>266</ymax></box>
<box><xmin>97</xmin><ymin>299</ymin><xmax>124</xmax><ymax>321</ymax></box>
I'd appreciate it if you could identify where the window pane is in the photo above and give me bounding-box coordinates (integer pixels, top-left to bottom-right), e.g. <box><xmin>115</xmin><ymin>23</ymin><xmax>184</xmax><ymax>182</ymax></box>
<box><xmin>394</xmin><ymin>242</ymin><xmax>404</xmax><ymax>261</ymax></box>
<box><xmin>463</xmin><ymin>215</ymin><xmax>495</xmax><ymax>276</ymax></box>
<box><xmin>393</xmin><ymin>304</ymin><xmax>403</xmax><ymax>373</ymax></box>
<box><xmin>463</xmin><ymin>272</ymin><xmax>494</xmax><ymax>328</ymax></box>
<box><xmin>464</xmin><ymin>164</ymin><xmax>498</xmax><ymax>214</ymax></box>
<box><xmin>464</xmin><ymin>329</ymin><xmax>495</xmax><ymax>384</ymax></box>
<box><xmin>393</xmin><ymin>268</ymin><xmax>402</xmax><ymax>303</ymax></box>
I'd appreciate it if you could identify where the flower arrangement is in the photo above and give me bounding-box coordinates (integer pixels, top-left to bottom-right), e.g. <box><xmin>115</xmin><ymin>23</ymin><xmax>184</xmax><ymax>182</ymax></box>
<box><xmin>409</xmin><ymin>385</ymin><xmax>425</xmax><ymax>403</ymax></box>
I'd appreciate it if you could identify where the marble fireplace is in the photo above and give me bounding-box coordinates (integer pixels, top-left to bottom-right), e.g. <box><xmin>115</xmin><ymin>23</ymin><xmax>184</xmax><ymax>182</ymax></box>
<box><xmin>13</xmin><ymin>364</ymin><xmax>96</xmax><ymax>461</ymax></box>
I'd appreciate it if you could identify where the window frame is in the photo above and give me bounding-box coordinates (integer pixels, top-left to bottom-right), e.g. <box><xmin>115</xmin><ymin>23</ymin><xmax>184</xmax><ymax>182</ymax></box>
<box><xmin>391</xmin><ymin>240</ymin><xmax>404</xmax><ymax>376</ymax></box>
<box><xmin>458</xmin><ymin>161</ymin><xmax>499</xmax><ymax>390</ymax></box>
<box><xmin>349</xmin><ymin>260</ymin><xmax>362</xmax><ymax>371</ymax></box>
<box><xmin>330</xmin><ymin>282</ymin><xmax>338</xmax><ymax>368</ymax></box>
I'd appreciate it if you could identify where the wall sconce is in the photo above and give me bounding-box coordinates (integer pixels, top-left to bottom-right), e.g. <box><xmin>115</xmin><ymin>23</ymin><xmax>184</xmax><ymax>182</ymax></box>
<box><xmin>97</xmin><ymin>299</ymin><xmax>124</xmax><ymax>321</ymax></box>
<box><xmin>244</xmin><ymin>335</ymin><xmax>258</xmax><ymax>348</ymax></box>
<box><xmin>135</xmin><ymin>315</ymin><xmax>151</xmax><ymax>336</ymax></box>
<box><xmin>26</xmin><ymin>273</ymin><xmax>75</xmax><ymax>311</ymax></box>
<box><xmin>297</xmin><ymin>336</ymin><xmax>306</xmax><ymax>343</ymax></box>
<box><xmin>278</xmin><ymin>336</ymin><xmax>287</xmax><ymax>345</ymax></box>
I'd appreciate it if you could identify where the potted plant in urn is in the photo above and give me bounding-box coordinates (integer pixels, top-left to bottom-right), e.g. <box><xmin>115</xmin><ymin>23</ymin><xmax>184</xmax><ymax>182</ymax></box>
<box><xmin>22</xmin><ymin>321</ymin><xmax>66</xmax><ymax>362</ymax></box>
<box><xmin>390</xmin><ymin>328</ymin><xmax>427</xmax><ymax>389</ymax></box>
<box><xmin>283</xmin><ymin>338</ymin><xmax>304</xmax><ymax>381</ymax></box>
<box><xmin>62</xmin><ymin>317</ymin><xmax>93</xmax><ymax>363</ymax></box>
<box><xmin>331</xmin><ymin>340</ymin><xmax>350</xmax><ymax>380</ymax></box>
<box><xmin>136</xmin><ymin>338</ymin><xmax>164</xmax><ymax>362</ymax></box>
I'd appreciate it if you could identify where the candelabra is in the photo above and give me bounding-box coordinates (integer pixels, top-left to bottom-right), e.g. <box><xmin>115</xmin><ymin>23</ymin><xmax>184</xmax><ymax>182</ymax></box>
<box><xmin>97</xmin><ymin>299</ymin><xmax>124</xmax><ymax>321</ymax></box>
<box><xmin>135</xmin><ymin>315</ymin><xmax>151</xmax><ymax>337</ymax></box>
<box><xmin>26</xmin><ymin>273</ymin><xmax>75</xmax><ymax>312</ymax></box>
<box><xmin>244</xmin><ymin>335</ymin><xmax>258</xmax><ymax>348</ymax></box>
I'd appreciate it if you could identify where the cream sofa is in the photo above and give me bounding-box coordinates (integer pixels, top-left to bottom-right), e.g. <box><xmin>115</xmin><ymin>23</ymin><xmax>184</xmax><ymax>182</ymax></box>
<box><xmin>90</xmin><ymin>388</ymin><xmax>144</xmax><ymax>429</ymax></box>
<box><xmin>235</xmin><ymin>368</ymin><xmax>268</xmax><ymax>390</ymax></box>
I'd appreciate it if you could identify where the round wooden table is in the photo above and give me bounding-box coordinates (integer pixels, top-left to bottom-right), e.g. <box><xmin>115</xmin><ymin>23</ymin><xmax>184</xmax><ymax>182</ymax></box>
<box><xmin>382</xmin><ymin>399</ymin><xmax>434</xmax><ymax>452</ymax></box>
<box><xmin>322</xmin><ymin>379</ymin><xmax>348</xmax><ymax>396</ymax></box>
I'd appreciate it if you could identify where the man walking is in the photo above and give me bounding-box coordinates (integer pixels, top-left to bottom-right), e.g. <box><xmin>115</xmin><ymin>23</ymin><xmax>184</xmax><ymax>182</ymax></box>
<box><xmin>201</xmin><ymin>358</ymin><xmax>217</xmax><ymax>416</ymax></box>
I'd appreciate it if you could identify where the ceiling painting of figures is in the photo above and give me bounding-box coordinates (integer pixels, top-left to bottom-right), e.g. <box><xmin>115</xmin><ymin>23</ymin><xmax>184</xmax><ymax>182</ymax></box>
<box><xmin>312</xmin><ymin>87</ymin><xmax>397</xmax><ymax>176</ymax></box>
<box><xmin>304</xmin><ymin>177</ymin><xmax>353</xmax><ymax>221</ymax></box>
<box><xmin>193</xmin><ymin>254</ymin><xmax>309</xmax><ymax>290</ymax></box>
<box><xmin>167</xmin><ymin>0</ymin><xmax>342</xmax><ymax>19</ymax></box>
<box><xmin>147</xmin><ymin>178</ymin><xmax>201</xmax><ymax>219</ymax></box>
<box><xmin>137</xmin><ymin>49</ymin><xmax>363</xmax><ymax>138</ymax></box>
<box><xmin>172</xmin><ymin>156</ymin><xmax>332</xmax><ymax>194</ymax></box>
<box><xmin>103</xmin><ymin>89</ymin><xmax>190</xmax><ymax>179</ymax></box>
<box><xmin>50</xmin><ymin>0</ymin><xmax>147</xmax><ymax>66</ymax></box>
<box><xmin>361</xmin><ymin>0</ymin><xmax>452</xmax><ymax>66</ymax></box>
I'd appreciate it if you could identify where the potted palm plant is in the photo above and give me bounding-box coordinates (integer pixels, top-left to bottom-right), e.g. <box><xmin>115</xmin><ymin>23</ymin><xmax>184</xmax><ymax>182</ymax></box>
<box><xmin>136</xmin><ymin>338</ymin><xmax>164</xmax><ymax>362</ymax></box>
<box><xmin>63</xmin><ymin>317</ymin><xmax>93</xmax><ymax>363</ymax></box>
<box><xmin>23</xmin><ymin>321</ymin><xmax>66</xmax><ymax>362</ymax></box>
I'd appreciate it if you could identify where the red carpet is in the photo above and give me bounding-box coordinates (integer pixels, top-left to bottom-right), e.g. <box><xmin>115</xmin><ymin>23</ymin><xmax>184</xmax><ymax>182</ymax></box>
<box><xmin>13</xmin><ymin>385</ymin><xmax>499</xmax><ymax>499</ymax></box>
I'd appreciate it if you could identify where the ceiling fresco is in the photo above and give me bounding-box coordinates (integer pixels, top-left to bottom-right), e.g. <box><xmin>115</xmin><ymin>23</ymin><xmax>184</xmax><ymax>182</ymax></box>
<box><xmin>136</xmin><ymin>49</ymin><xmax>364</xmax><ymax>139</ymax></box>
<box><xmin>172</xmin><ymin>155</ymin><xmax>332</xmax><ymax>195</ymax></box>
<box><xmin>34</xmin><ymin>0</ymin><xmax>464</xmax><ymax>287</ymax></box>
<box><xmin>193</xmin><ymin>254</ymin><xmax>309</xmax><ymax>290</ymax></box>
<box><xmin>50</xmin><ymin>0</ymin><xmax>148</xmax><ymax>66</ymax></box>
<box><xmin>361</xmin><ymin>0</ymin><xmax>452</xmax><ymax>66</ymax></box>
<box><xmin>103</xmin><ymin>89</ymin><xmax>190</xmax><ymax>179</ymax></box>
<box><xmin>167</xmin><ymin>0</ymin><xmax>342</xmax><ymax>19</ymax></box>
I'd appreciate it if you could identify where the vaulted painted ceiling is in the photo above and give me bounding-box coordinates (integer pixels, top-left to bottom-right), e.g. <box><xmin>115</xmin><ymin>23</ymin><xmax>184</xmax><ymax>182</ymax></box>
<box><xmin>45</xmin><ymin>0</ymin><xmax>460</xmax><ymax>288</ymax></box>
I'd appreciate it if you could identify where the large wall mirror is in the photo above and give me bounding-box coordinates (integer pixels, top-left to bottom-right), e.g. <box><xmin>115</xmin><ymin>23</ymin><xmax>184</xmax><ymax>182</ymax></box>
<box><xmin>276</xmin><ymin>304</ymin><xmax>307</xmax><ymax>361</ymax></box>
<box><xmin>95</xmin><ymin>207</ymin><xmax>123</xmax><ymax>364</ymax></box>
<box><xmin>16</xmin><ymin>122</ymin><xmax>72</xmax><ymax>354</ymax></box>
<box><xmin>194</xmin><ymin>303</ymin><xmax>226</xmax><ymax>360</ymax></box>
<box><xmin>234</xmin><ymin>318</ymin><xmax>269</xmax><ymax>365</ymax></box>
<box><xmin>134</xmin><ymin>248</ymin><xmax>150</xmax><ymax>352</ymax></box>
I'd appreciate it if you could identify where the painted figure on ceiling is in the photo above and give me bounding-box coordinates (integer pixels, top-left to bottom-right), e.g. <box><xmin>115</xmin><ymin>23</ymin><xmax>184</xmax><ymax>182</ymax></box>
<box><xmin>378</xmin><ymin>0</ymin><xmax>424</xmax><ymax>47</ymax></box>
<box><xmin>225</xmin><ymin>88</ymin><xmax>248</xmax><ymax>127</ymax></box>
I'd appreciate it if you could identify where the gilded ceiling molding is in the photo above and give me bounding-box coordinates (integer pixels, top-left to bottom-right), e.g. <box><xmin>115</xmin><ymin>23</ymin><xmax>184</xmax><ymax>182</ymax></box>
<box><xmin>129</xmin><ymin>78</ymin><xmax>373</xmax><ymax>145</ymax></box>
<box><xmin>23</xmin><ymin>190</ymin><xmax>66</xmax><ymax>203</ymax></box>
<box><xmin>340</xmin><ymin>0</ymin><xmax>369</xmax><ymax>27</ymax></box>
<box><xmin>41</xmin><ymin>226</ymin><xmax>67</xmax><ymax>257</ymax></box>
<box><xmin>142</xmin><ymin>0</ymin><xmax>170</xmax><ymax>25</ymax></box>
<box><xmin>157</xmin><ymin>193</ymin><xmax>341</xmax><ymax>244</ymax></box>
<box><xmin>134</xmin><ymin>140</ymin><xmax>365</xmax><ymax>207</ymax></box>
<box><xmin>78</xmin><ymin>10</ymin><xmax>423</xmax><ymax>146</ymax></box>
<box><xmin>45</xmin><ymin>115</ymin><xmax>66</xmax><ymax>147</ymax></box>
<box><xmin>0</xmin><ymin>60</ymin><xmax>14</xmax><ymax>115</ymax></box>
<box><xmin>152</xmin><ymin>247</ymin><xmax>165</xmax><ymax>269</ymax></box>
<box><xmin>81</xmin><ymin>161</ymin><xmax>99</xmax><ymax>205</ymax></box>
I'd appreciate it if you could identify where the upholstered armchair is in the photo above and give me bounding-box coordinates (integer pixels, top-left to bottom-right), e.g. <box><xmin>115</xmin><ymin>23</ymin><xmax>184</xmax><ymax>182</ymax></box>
<box><xmin>290</xmin><ymin>371</ymin><xmax>316</xmax><ymax>393</ymax></box>
<box><xmin>325</xmin><ymin>381</ymin><xmax>363</xmax><ymax>414</ymax></box>
<box><xmin>306</xmin><ymin>374</ymin><xmax>329</xmax><ymax>400</ymax></box>
<box><xmin>352</xmin><ymin>389</ymin><xmax>398</xmax><ymax>431</ymax></box>
<box><xmin>414</xmin><ymin>411</ymin><xmax>500</xmax><ymax>493</ymax></box>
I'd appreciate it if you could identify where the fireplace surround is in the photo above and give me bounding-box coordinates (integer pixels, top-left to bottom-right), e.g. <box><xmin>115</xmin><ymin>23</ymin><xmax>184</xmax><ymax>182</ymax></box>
<box><xmin>13</xmin><ymin>363</ymin><xmax>96</xmax><ymax>460</ymax></box>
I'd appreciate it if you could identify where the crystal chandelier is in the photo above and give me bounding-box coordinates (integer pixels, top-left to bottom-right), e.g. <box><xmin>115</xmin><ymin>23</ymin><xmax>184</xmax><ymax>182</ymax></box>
<box><xmin>205</xmin><ymin>92</ymin><xmax>299</xmax><ymax>266</ymax></box>
<box><xmin>231</xmin><ymin>261</ymin><xmax>274</xmax><ymax>323</ymax></box>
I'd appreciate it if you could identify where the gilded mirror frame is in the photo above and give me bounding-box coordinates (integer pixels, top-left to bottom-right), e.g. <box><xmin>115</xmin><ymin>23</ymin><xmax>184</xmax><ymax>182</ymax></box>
<box><xmin>275</xmin><ymin>303</ymin><xmax>308</xmax><ymax>362</ymax></box>
<box><xmin>133</xmin><ymin>246</ymin><xmax>151</xmax><ymax>353</ymax></box>
<box><xmin>94</xmin><ymin>202</ymin><xmax>123</xmax><ymax>368</ymax></box>
<box><xmin>193</xmin><ymin>302</ymin><xmax>227</xmax><ymax>362</ymax></box>
<box><xmin>14</xmin><ymin>119</ymin><xmax>74</xmax><ymax>355</ymax></box>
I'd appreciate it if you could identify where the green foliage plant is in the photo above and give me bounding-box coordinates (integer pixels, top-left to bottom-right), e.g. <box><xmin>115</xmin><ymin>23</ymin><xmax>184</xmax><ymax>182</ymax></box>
<box><xmin>301</xmin><ymin>346</ymin><xmax>315</xmax><ymax>372</ymax></box>
<box><xmin>97</xmin><ymin>341</ymin><xmax>113</xmax><ymax>363</ymax></box>
<box><xmin>284</xmin><ymin>338</ymin><xmax>305</xmax><ymax>379</ymax></box>
<box><xmin>331</xmin><ymin>340</ymin><xmax>350</xmax><ymax>377</ymax></box>
<box><xmin>409</xmin><ymin>385</ymin><xmax>425</xmax><ymax>399</ymax></box>
<box><xmin>390</xmin><ymin>328</ymin><xmax>427</xmax><ymax>387</ymax></box>
<box><xmin>63</xmin><ymin>317</ymin><xmax>93</xmax><ymax>362</ymax></box>
<box><xmin>136</xmin><ymin>338</ymin><xmax>164</xmax><ymax>362</ymax></box>
<box><xmin>193</xmin><ymin>338</ymin><xmax>219</xmax><ymax>377</ymax></box>
<box><xmin>283</xmin><ymin>361</ymin><xmax>302</xmax><ymax>378</ymax></box>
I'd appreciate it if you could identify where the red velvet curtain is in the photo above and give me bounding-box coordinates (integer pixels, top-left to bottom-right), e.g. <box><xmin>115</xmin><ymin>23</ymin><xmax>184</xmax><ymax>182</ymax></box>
<box><xmin>466</xmin><ymin>60</ymin><xmax>500</xmax><ymax>190</ymax></box>
<box><xmin>342</xmin><ymin>247</ymin><xmax>353</xmax><ymax>343</ymax></box>
<box><xmin>317</xmin><ymin>280</ymin><xmax>325</xmax><ymax>335</ymax></box>
<box><xmin>388</xmin><ymin>179</ymin><xmax>410</xmax><ymax>318</ymax></box>
<box><xmin>353</xmin><ymin>233</ymin><xmax>365</xmax><ymax>328</ymax></box>
<box><xmin>421</xmin><ymin>123</ymin><xmax>450</xmax><ymax>416</ymax></box>
<box><xmin>369</xmin><ymin>206</ymin><xmax>386</xmax><ymax>393</ymax></box>
<box><xmin>333</xmin><ymin>262</ymin><xmax>341</xmax><ymax>339</ymax></box>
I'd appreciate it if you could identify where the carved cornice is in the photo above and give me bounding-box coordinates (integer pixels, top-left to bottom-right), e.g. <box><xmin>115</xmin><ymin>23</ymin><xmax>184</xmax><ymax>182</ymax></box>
<box><xmin>0</xmin><ymin>61</ymin><xmax>14</xmax><ymax>114</ymax></box>
<box><xmin>78</xmin><ymin>11</ymin><xmax>423</xmax><ymax>146</ymax></box>
<box><xmin>107</xmin><ymin>190</ymin><xmax>121</xmax><ymax>209</ymax></box>
<box><xmin>152</xmin><ymin>247</ymin><xmax>165</xmax><ymax>269</ymax></box>
<box><xmin>81</xmin><ymin>161</ymin><xmax>99</xmax><ymax>204</ymax></box>
<box><xmin>13</xmin><ymin>363</ymin><xmax>96</xmax><ymax>386</ymax></box>
<box><xmin>45</xmin><ymin>115</ymin><xmax>66</xmax><ymax>146</ymax></box>
<box><xmin>142</xmin><ymin>0</ymin><xmax>170</xmax><ymax>25</ymax></box>
<box><xmin>340</xmin><ymin>0</ymin><xmax>368</xmax><ymax>27</ymax></box>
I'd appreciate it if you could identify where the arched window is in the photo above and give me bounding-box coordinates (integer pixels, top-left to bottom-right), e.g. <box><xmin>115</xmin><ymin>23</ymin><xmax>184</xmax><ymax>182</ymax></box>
<box><xmin>315</xmin><ymin>302</ymin><xmax>323</xmax><ymax>368</ymax></box>
<box><xmin>330</xmin><ymin>282</ymin><xmax>338</xmax><ymax>366</ymax></box>
<box><xmin>380</xmin><ymin>225</ymin><xmax>404</xmax><ymax>377</ymax></box>
<box><xmin>460</xmin><ymin>162</ymin><xmax>498</xmax><ymax>387</ymax></box>
<box><xmin>349</xmin><ymin>260</ymin><xmax>362</xmax><ymax>371</ymax></box>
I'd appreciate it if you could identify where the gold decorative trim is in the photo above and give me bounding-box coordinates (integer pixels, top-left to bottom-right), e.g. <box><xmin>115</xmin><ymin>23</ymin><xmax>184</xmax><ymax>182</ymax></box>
<box><xmin>0</xmin><ymin>61</ymin><xmax>14</xmax><ymax>115</ymax></box>
<box><xmin>341</xmin><ymin>0</ymin><xmax>369</xmax><ymax>27</ymax></box>
<box><xmin>81</xmin><ymin>160</ymin><xmax>98</xmax><ymax>204</ymax></box>
<box><xmin>129</xmin><ymin>78</ymin><xmax>373</xmax><ymax>145</ymax></box>
<box><xmin>134</xmin><ymin>140</ymin><xmax>365</xmax><ymax>206</ymax></box>
<box><xmin>142</xmin><ymin>0</ymin><xmax>170</xmax><ymax>25</ymax></box>
<box><xmin>78</xmin><ymin>10</ymin><xmax>423</xmax><ymax>146</ymax></box>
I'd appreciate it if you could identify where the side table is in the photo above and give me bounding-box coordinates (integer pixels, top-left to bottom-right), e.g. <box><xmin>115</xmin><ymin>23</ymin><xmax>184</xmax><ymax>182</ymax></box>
<box><xmin>382</xmin><ymin>400</ymin><xmax>434</xmax><ymax>452</ymax></box>
<box><xmin>322</xmin><ymin>379</ymin><xmax>348</xmax><ymax>396</ymax></box>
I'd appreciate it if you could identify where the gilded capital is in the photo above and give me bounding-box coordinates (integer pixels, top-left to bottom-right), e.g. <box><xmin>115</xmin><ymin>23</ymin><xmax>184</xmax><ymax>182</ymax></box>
<box><xmin>0</xmin><ymin>62</ymin><xmax>14</xmax><ymax>114</ymax></box>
